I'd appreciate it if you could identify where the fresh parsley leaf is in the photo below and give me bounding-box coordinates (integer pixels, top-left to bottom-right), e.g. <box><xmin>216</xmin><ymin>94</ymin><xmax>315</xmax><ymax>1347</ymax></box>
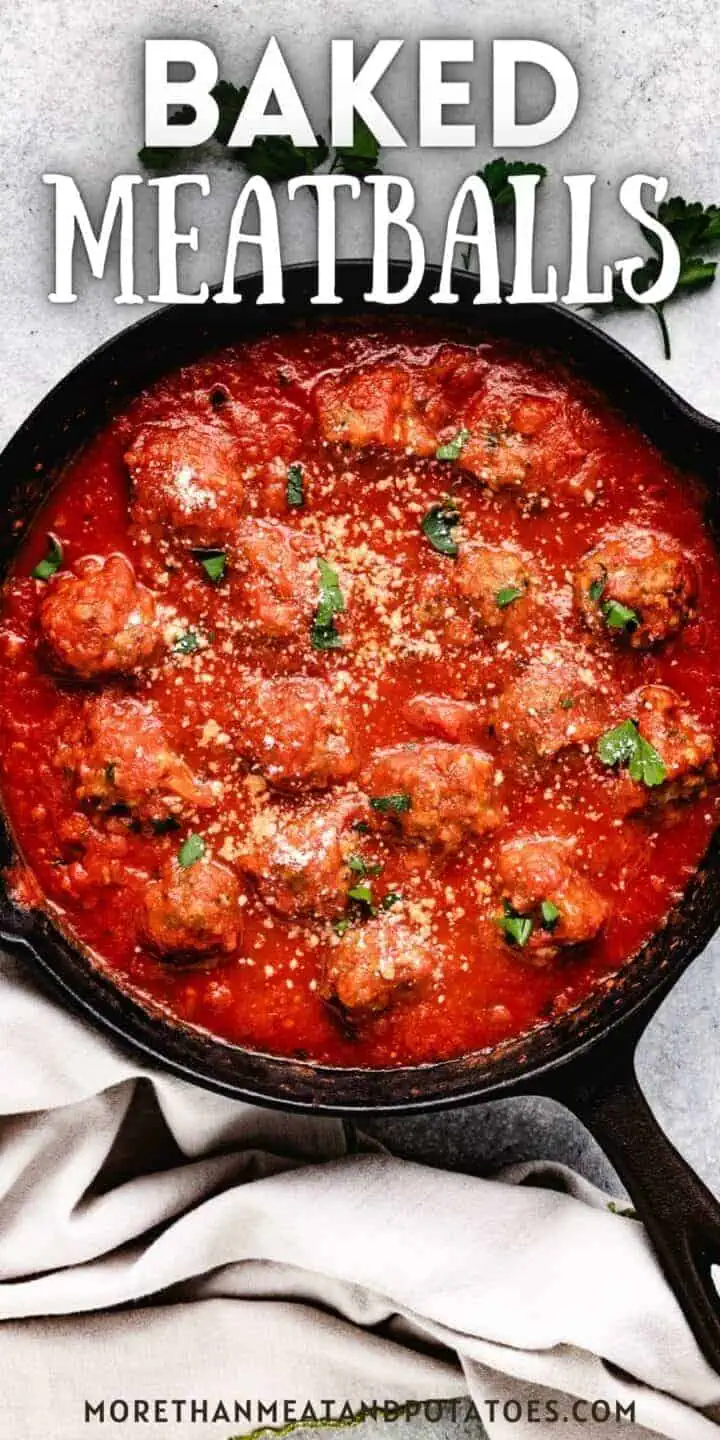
<box><xmin>240</xmin><ymin>133</ymin><xmax>329</xmax><ymax>182</ymax></box>
<box><xmin>381</xmin><ymin>891</ymin><xmax>403</xmax><ymax>911</ymax></box>
<box><xmin>311</xmin><ymin>557</ymin><xmax>345</xmax><ymax>650</ymax></box>
<box><xmin>559</xmin><ymin>695</ymin><xmax>575</xmax><ymax>711</ymax></box>
<box><xmin>436</xmin><ymin>428</ymin><xmax>470</xmax><ymax>462</ymax></box>
<box><xmin>422</xmin><ymin>502</ymin><xmax>461</xmax><ymax>557</ymax></box>
<box><xmin>199</xmin><ymin>552</ymin><xmax>227</xmax><ymax>583</ymax></box>
<box><xmin>173</xmin><ymin>629</ymin><xmax>201</xmax><ymax>655</ymax></box>
<box><xmin>178</xmin><ymin>833</ymin><xmax>205</xmax><ymax>868</ymax></box>
<box><xmin>347</xmin><ymin>883</ymin><xmax>376</xmax><ymax>910</ymax></box>
<box><xmin>603</xmin><ymin>598</ymin><xmax>638</xmax><ymax>632</ymax></box>
<box><xmin>348</xmin><ymin>854</ymin><xmax>383</xmax><ymax>878</ymax></box>
<box><xmin>496</xmin><ymin>584</ymin><xmax>525</xmax><ymax>609</ymax></box>
<box><xmin>32</xmin><ymin>535</ymin><xmax>63</xmax><ymax>580</ymax></box>
<box><xmin>604</xmin><ymin>194</ymin><xmax>720</xmax><ymax>358</ymax></box>
<box><xmin>588</xmin><ymin>576</ymin><xmax>606</xmax><ymax>604</ymax></box>
<box><xmin>212</xmin><ymin>81</ymin><xmax>247</xmax><ymax>146</ymax></box>
<box><xmin>370</xmin><ymin>793</ymin><xmax>411</xmax><ymax>814</ymax></box>
<box><xmin>333</xmin><ymin>916</ymin><xmax>351</xmax><ymax>937</ymax></box>
<box><xmin>479</xmin><ymin>157</ymin><xmax>549</xmax><ymax>221</ymax></box>
<box><xmin>597</xmin><ymin>719</ymin><xmax>666</xmax><ymax>787</ymax></box>
<box><xmin>286</xmin><ymin>462</ymin><xmax>305</xmax><ymax>508</ymax></box>
<box><xmin>540</xmin><ymin>900</ymin><xmax>560</xmax><ymax>929</ymax></box>
<box><xmin>331</xmin><ymin>116</ymin><xmax>381</xmax><ymax>178</ymax></box>
<box><xmin>497</xmin><ymin>905</ymin><xmax>533</xmax><ymax>947</ymax></box>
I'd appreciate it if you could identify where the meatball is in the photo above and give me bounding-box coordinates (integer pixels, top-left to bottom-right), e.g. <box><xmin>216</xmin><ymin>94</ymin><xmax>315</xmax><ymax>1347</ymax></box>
<box><xmin>143</xmin><ymin>857</ymin><xmax>241</xmax><ymax>960</ymax></box>
<box><xmin>403</xmin><ymin>694</ymin><xmax>483</xmax><ymax>743</ymax></box>
<box><xmin>456</xmin><ymin>390</ymin><xmax>601</xmax><ymax>499</ymax></box>
<box><xmin>413</xmin><ymin>572</ymin><xmax>476</xmax><ymax>650</ymax></box>
<box><xmin>238</xmin><ymin>676</ymin><xmax>359</xmax><ymax>790</ymax></box>
<box><xmin>315</xmin><ymin>364</ymin><xmax>437</xmax><ymax>455</ymax></box>
<box><xmin>240</xmin><ymin>792</ymin><xmax>369</xmax><ymax>919</ymax></box>
<box><xmin>574</xmin><ymin>527</ymin><xmax>697</xmax><ymax>648</ymax></box>
<box><xmin>235</xmin><ymin>521</ymin><xmax>335</xmax><ymax>642</ymax></box>
<box><xmin>629</xmin><ymin>685</ymin><xmax>716</xmax><ymax>805</ymax></box>
<box><xmin>321</xmin><ymin>916</ymin><xmax>435</xmax><ymax>1016</ymax></box>
<box><xmin>59</xmin><ymin>693</ymin><xmax>215</xmax><ymax>822</ymax></box>
<box><xmin>455</xmin><ymin>541</ymin><xmax>534</xmax><ymax>633</ymax></box>
<box><xmin>493</xmin><ymin>652</ymin><xmax>609</xmax><ymax>758</ymax></box>
<box><xmin>497</xmin><ymin>834</ymin><xmax>609</xmax><ymax>960</ymax></box>
<box><xmin>125</xmin><ymin>418</ymin><xmax>244</xmax><ymax>548</ymax></box>
<box><xmin>38</xmin><ymin>554</ymin><xmax>160</xmax><ymax>680</ymax></box>
<box><xmin>365</xmin><ymin>742</ymin><xmax>502</xmax><ymax>850</ymax></box>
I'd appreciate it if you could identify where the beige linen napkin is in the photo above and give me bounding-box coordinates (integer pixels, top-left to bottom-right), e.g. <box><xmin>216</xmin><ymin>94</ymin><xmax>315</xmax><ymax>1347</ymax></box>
<box><xmin>0</xmin><ymin>947</ymin><xmax>719</xmax><ymax>1440</ymax></box>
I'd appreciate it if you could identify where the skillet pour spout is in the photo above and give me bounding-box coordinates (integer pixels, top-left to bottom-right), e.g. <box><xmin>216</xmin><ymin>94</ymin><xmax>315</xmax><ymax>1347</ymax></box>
<box><xmin>1</xmin><ymin>260</ymin><xmax>720</xmax><ymax>1370</ymax></box>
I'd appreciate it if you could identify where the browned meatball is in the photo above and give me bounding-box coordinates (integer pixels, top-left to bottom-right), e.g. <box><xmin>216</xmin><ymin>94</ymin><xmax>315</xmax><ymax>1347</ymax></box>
<box><xmin>125</xmin><ymin>418</ymin><xmax>244</xmax><ymax>548</ymax></box>
<box><xmin>403</xmin><ymin>694</ymin><xmax>483</xmax><ymax>743</ymax></box>
<box><xmin>497</xmin><ymin>834</ymin><xmax>609</xmax><ymax>962</ymax></box>
<box><xmin>629</xmin><ymin>685</ymin><xmax>716</xmax><ymax>805</ymax></box>
<box><xmin>39</xmin><ymin>554</ymin><xmax>161</xmax><ymax>680</ymax></box>
<box><xmin>321</xmin><ymin>916</ymin><xmax>435</xmax><ymax>1015</ymax></box>
<box><xmin>413</xmin><ymin>573</ymin><xmax>476</xmax><ymax>650</ymax></box>
<box><xmin>315</xmin><ymin>364</ymin><xmax>437</xmax><ymax>454</ymax></box>
<box><xmin>238</xmin><ymin>676</ymin><xmax>359</xmax><ymax>790</ymax></box>
<box><xmin>574</xmin><ymin>527</ymin><xmax>696</xmax><ymax>648</ymax></box>
<box><xmin>234</xmin><ymin>520</ymin><xmax>321</xmax><ymax>641</ymax></box>
<box><xmin>455</xmin><ymin>541</ymin><xmax>534</xmax><ymax>633</ymax></box>
<box><xmin>457</xmin><ymin>390</ymin><xmax>598</xmax><ymax>498</ymax></box>
<box><xmin>365</xmin><ymin>742</ymin><xmax>502</xmax><ymax>850</ymax></box>
<box><xmin>240</xmin><ymin>792</ymin><xmax>369</xmax><ymax>919</ymax></box>
<box><xmin>143</xmin><ymin>857</ymin><xmax>241</xmax><ymax>960</ymax></box>
<box><xmin>493</xmin><ymin>651</ymin><xmax>609</xmax><ymax>758</ymax></box>
<box><xmin>59</xmin><ymin>694</ymin><xmax>215</xmax><ymax>822</ymax></box>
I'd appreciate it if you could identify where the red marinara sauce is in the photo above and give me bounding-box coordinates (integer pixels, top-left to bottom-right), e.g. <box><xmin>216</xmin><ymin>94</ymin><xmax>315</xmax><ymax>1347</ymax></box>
<box><xmin>1</xmin><ymin>320</ymin><xmax>719</xmax><ymax>1068</ymax></box>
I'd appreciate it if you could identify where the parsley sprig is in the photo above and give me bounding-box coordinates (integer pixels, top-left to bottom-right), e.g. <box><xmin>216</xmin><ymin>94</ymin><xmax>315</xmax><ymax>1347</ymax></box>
<box><xmin>139</xmin><ymin>82</ymin><xmax>381</xmax><ymax>184</ymax></box>
<box><xmin>604</xmin><ymin>195</ymin><xmax>720</xmax><ymax>359</ymax></box>
<box><xmin>597</xmin><ymin>719</ymin><xmax>666</xmax><ymax>787</ymax></box>
<box><xmin>311</xmin><ymin>558</ymin><xmax>345</xmax><ymax>651</ymax></box>
<box><xmin>463</xmin><ymin>159</ymin><xmax>548</xmax><ymax>269</ymax></box>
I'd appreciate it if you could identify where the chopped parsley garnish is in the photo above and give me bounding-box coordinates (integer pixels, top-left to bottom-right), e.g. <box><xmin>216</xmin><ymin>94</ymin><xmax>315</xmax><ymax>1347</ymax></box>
<box><xmin>286</xmin><ymin>462</ymin><xmax>305</xmax><ymax>508</ymax></box>
<box><xmin>311</xmin><ymin>557</ymin><xmax>345</xmax><ymax>651</ymax></box>
<box><xmin>333</xmin><ymin>916</ymin><xmax>351</xmax><ymax>937</ymax></box>
<box><xmin>540</xmin><ymin>900</ymin><xmax>560</xmax><ymax>929</ymax></box>
<box><xmin>381</xmin><ymin>891</ymin><xmax>403</xmax><ymax>911</ymax></box>
<box><xmin>347</xmin><ymin>883</ymin><xmax>376</xmax><ymax>911</ymax></box>
<box><xmin>496</xmin><ymin>902</ymin><xmax>533</xmax><ymax>948</ymax></box>
<box><xmin>597</xmin><ymin>719</ymin><xmax>666</xmax><ymax>787</ymax></box>
<box><xmin>436</xmin><ymin>428</ymin><xmax>470</xmax><ymax>462</ymax></box>
<box><xmin>32</xmin><ymin>535</ymin><xmax>63</xmax><ymax>581</ymax></box>
<box><xmin>588</xmin><ymin>574</ymin><xmax>638</xmax><ymax>633</ymax></box>
<box><xmin>173</xmin><ymin>629</ymin><xmax>201</xmax><ymax>654</ymax></box>
<box><xmin>559</xmin><ymin>696</ymin><xmax>575</xmax><ymax>711</ymax></box>
<box><xmin>178</xmin><ymin>833</ymin><xmax>206</xmax><ymax>868</ymax></box>
<box><xmin>370</xmin><ymin>793</ymin><xmax>411</xmax><ymax>814</ymax></box>
<box><xmin>496</xmin><ymin>584</ymin><xmax>525</xmax><ymax>609</ymax></box>
<box><xmin>603</xmin><ymin>599</ymin><xmax>639</xmax><ymax>632</ymax></box>
<box><xmin>347</xmin><ymin>854</ymin><xmax>382</xmax><ymax>878</ymax></box>
<box><xmin>199</xmin><ymin>552</ymin><xmax>227</xmax><ymax>583</ymax></box>
<box><xmin>421</xmin><ymin>502</ymin><xmax>460</xmax><ymax>557</ymax></box>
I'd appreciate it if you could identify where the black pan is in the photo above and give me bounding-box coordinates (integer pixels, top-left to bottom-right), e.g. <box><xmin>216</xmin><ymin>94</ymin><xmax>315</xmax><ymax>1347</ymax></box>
<box><xmin>1</xmin><ymin>261</ymin><xmax>720</xmax><ymax>1369</ymax></box>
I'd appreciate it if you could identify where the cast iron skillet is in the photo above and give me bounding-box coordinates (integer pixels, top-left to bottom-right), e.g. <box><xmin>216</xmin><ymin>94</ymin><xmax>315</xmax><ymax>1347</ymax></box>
<box><xmin>1</xmin><ymin>260</ymin><xmax>720</xmax><ymax>1369</ymax></box>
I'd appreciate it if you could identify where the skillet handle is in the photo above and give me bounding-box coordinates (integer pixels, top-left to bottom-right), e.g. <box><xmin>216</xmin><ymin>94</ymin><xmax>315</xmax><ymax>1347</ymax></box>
<box><xmin>568</xmin><ymin>1051</ymin><xmax>720</xmax><ymax>1374</ymax></box>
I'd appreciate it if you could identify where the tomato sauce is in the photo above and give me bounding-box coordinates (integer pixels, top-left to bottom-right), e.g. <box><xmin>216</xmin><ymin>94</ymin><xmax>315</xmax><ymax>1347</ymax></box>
<box><xmin>1</xmin><ymin>319</ymin><xmax>719</xmax><ymax>1067</ymax></box>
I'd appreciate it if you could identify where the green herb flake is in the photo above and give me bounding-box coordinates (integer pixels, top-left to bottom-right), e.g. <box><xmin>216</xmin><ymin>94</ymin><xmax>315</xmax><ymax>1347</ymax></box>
<box><xmin>32</xmin><ymin>535</ymin><xmax>63</xmax><ymax>581</ymax></box>
<box><xmin>496</xmin><ymin>584</ymin><xmax>525</xmax><ymax>609</ymax></box>
<box><xmin>559</xmin><ymin>696</ymin><xmax>575</xmax><ymax>711</ymax></box>
<box><xmin>603</xmin><ymin>599</ymin><xmax>639</xmax><ymax>632</ymax></box>
<box><xmin>311</xmin><ymin>557</ymin><xmax>345</xmax><ymax>651</ymax></box>
<box><xmin>348</xmin><ymin>883</ymin><xmax>374</xmax><ymax>906</ymax></box>
<box><xmin>597</xmin><ymin>719</ymin><xmax>666</xmax><ymax>787</ymax></box>
<box><xmin>178</xmin><ymin>834</ymin><xmax>206</xmax><ymax>868</ymax></box>
<box><xmin>333</xmin><ymin>916</ymin><xmax>352</xmax><ymax>937</ymax></box>
<box><xmin>381</xmin><ymin>891</ymin><xmax>403</xmax><ymax>911</ymax></box>
<box><xmin>330</xmin><ymin>116</ymin><xmax>381</xmax><ymax>178</ymax></box>
<box><xmin>173</xmin><ymin>629</ymin><xmax>201</xmax><ymax>655</ymax></box>
<box><xmin>286</xmin><ymin>462</ymin><xmax>305</xmax><ymax>509</ymax></box>
<box><xmin>421</xmin><ymin>503</ymin><xmax>461</xmax><ymax>557</ymax></box>
<box><xmin>496</xmin><ymin>909</ymin><xmax>534</xmax><ymax>947</ymax></box>
<box><xmin>588</xmin><ymin>576</ymin><xmax>606</xmax><ymax>604</ymax></box>
<box><xmin>540</xmin><ymin>900</ymin><xmax>560</xmax><ymax>930</ymax></box>
<box><xmin>370</xmin><ymin>793</ymin><xmax>412</xmax><ymax>814</ymax></box>
<box><xmin>436</xmin><ymin>428</ymin><xmax>470</xmax><ymax>462</ymax></box>
<box><xmin>347</xmin><ymin>854</ymin><xmax>382</xmax><ymax>878</ymax></box>
<box><xmin>200</xmin><ymin>552</ymin><xmax>227</xmax><ymax>583</ymax></box>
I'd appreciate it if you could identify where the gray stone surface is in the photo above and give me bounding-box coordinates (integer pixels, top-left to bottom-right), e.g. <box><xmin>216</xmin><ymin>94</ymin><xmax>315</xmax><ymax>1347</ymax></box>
<box><xmin>1</xmin><ymin>0</ymin><xmax>720</xmax><ymax>1210</ymax></box>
